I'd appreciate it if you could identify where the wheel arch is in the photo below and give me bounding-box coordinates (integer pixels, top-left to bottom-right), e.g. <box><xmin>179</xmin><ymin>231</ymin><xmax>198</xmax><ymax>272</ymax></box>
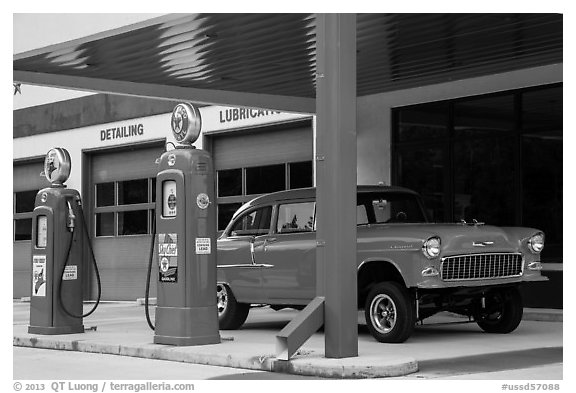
<box><xmin>357</xmin><ymin>259</ymin><xmax>407</xmax><ymax>308</ymax></box>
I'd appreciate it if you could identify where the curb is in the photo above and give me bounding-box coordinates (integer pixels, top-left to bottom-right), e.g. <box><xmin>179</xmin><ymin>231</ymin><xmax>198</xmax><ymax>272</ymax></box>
<box><xmin>523</xmin><ymin>308</ymin><xmax>562</xmax><ymax>322</ymax></box>
<box><xmin>13</xmin><ymin>334</ymin><xmax>418</xmax><ymax>379</ymax></box>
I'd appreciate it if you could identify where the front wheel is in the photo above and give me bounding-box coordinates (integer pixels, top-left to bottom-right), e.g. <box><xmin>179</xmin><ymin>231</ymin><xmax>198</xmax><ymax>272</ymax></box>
<box><xmin>476</xmin><ymin>287</ymin><xmax>523</xmax><ymax>334</ymax></box>
<box><xmin>217</xmin><ymin>283</ymin><xmax>250</xmax><ymax>330</ymax></box>
<box><xmin>364</xmin><ymin>282</ymin><xmax>415</xmax><ymax>343</ymax></box>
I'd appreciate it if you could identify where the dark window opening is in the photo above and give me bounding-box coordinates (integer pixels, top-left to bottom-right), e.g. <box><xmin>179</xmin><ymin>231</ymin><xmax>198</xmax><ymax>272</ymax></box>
<box><xmin>393</xmin><ymin>85</ymin><xmax>562</xmax><ymax>263</ymax></box>
<box><xmin>118</xmin><ymin>179</ymin><xmax>148</xmax><ymax>205</ymax></box>
<box><xmin>14</xmin><ymin>218</ymin><xmax>33</xmax><ymax>241</ymax></box>
<box><xmin>96</xmin><ymin>182</ymin><xmax>115</xmax><ymax>207</ymax></box>
<box><xmin>246</xmin><ymin>164</ymin><xmax>285</xmax><ymax>195</ymax></box>
<box><xmin>218</xmin><ymin>169</ymin><xmax>242</xmax><ymax>197</ymax></box>
<box><xmin>14</xmin><ymin>190</ymin><xmax>38</xmax><ymax>213</ymax></box>
<box><xmin>289</xmin><ymin>161</ymin><xmax>313</xmax><ymax>189</ymax></box>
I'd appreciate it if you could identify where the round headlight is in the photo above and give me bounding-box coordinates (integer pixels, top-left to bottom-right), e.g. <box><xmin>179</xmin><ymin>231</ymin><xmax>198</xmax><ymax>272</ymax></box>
<box><xmin>422</xmin><ymin>237</ymin><xmax>441</xmax><ymax>259</ymax></box>
<box><xmin>528</xmin><ymin>232</ymin><xmax>545</xmax><ymax>254</ymax></box>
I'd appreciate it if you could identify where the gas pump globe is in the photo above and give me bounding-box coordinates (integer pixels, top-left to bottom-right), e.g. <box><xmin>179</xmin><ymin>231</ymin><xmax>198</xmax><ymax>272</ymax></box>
<box><xmin>171</xmin><ymin>102</ymin><xmax>202</xmax><ymax>145</ymax></box>
<box><xmin>150</xmin><ymin>103</ymin><xmax>220</xmax><ymax>346</ymax></box>
<box><xmin>44</xmin><ymin>148</ymin><xmax>71</xmax><ymax>186</ymax></box>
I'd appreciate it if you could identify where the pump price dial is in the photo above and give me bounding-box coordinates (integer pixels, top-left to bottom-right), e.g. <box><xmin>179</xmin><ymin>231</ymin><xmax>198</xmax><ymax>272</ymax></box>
<box><xmin>162</xmin><ymin>181</ymin><xmax>177</xmax><ymax>217</ymax></box>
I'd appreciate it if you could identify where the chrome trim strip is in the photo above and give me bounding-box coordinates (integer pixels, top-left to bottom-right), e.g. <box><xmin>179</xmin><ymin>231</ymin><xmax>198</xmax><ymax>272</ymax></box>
<box><xmin>217</xmin><ymin>264</ymin><xmax>274</xmax><ymax>269</ymax></box>
<box><xmin>440</xmin><ymin>252</ymin><xmax>524</xmax><ymax>281</ymax></box>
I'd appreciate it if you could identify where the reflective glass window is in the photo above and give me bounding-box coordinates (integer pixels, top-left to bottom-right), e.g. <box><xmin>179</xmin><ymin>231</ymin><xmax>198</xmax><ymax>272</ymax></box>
<box><xmin>14</xmin><ymin>218</ymin><xmax>32</xmax><ymax>241</ymax></box>
<box><xmin>246</xmin><ymin>165</ymin><xmax>285</xmax><ymax>195</ymax></box>
<box><xmin>218</xmin><ymin>203</ymin><xmax>242</xmax><ymax>231</ymax></box>
<box><xmin>118</xmin><ymin>210</ymin><xmax>148</xmax><ymax>236</ymax></box>
<box><xmin>277</xmin><ymin>202</ymin><xmax>315</xmax><ymax>233</ymax></box>
<box><xmin>96</xmin><ymin>182</ymin><xmax>115</xmax><ymax>207</ymax></box>
<box><xmin>289</xmin><ymin>161</ymin><xmax>313</xmax><ymax>189</ymax></box>
<box><xmin>218</xmin><ymin>169</ymin><xmax>242</xmax><ymax>197</ymax></box>
<box><xmin>96</xmin><ymin>212</ymin><xmax>114</xmax><ymax>237</ymax></box>
<box><xmin>454</xmin><ymin>95</ymin><xmax>515</xmax><ymax>137</ymax></box>
<box><xmin>14</xmin><ymin>190</ymin><xmax>38</xmax><ymax>213</ymax></box>
<box><xmin>230</xmin><ymin>206</ymin><xmax>272</xmax><ymax>236</ymax></box>
<box><xmin>118</xmin><ymin>179</ymin><xmax>148</xmax><ymax>205</ymax></box>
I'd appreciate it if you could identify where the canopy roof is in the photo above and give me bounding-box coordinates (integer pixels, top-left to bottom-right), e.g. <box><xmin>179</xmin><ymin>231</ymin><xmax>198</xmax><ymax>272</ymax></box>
<box><xmin>14</xmin><ymin>13</ymin><xmax>562</xmax><ymax>113</ymax></box>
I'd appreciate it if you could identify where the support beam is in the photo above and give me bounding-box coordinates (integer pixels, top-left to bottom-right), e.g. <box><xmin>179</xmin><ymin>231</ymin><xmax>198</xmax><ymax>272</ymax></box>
<box><xmin>13</xmin><ymin>71</ymin><xmax>316</xmax><ymax>114</ymax></box>
<box><xmin>276</xmin><ymin>296</ymin><xmax>324</xmax><ymax>361</ymax></box>
<box><xmin>315</xmin><ymin>13</ymin><xmax>358</xmax><ymax>359</ymax></box>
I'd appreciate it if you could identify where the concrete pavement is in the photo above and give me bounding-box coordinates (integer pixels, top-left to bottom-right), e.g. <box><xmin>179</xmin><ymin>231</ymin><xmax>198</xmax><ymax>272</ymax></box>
<box><xmin>13</xmin><ymin>302</ymin><xmax>562</xmax><ymax>379</ymax></box>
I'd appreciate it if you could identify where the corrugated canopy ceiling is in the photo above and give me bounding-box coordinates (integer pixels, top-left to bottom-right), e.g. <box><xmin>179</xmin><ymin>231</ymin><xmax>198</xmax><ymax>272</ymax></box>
<box><xmin>14</xmin><ymin>13</ymin><xmax>562</xmax><ymax>113</ymax></box>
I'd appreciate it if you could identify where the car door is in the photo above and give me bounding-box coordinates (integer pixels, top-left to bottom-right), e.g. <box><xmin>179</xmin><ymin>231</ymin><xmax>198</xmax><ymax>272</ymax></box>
<box><xmin>217</xmin><ymin>205</ymin><xmax>272</xmax><ymax>303</ymax></box>
<box><xmin>258</xmin><ymin>201</ymin><xmax>316</xmax><ymax>301</ymax></box>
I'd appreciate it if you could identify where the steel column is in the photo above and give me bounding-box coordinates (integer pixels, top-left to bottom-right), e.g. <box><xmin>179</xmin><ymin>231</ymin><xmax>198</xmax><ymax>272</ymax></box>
<box><xmin>315</xmin><ymin>13</ymin><xmax>358</xmax><ymax>359</ymax></box>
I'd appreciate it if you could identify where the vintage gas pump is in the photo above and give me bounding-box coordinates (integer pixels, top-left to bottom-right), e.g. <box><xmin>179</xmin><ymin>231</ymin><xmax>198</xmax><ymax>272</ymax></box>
<box><xmin>28</xmin><ymin>148</ymin><xmax>101</xmax><ymax>335</ymax></box>
<box><xmin>149</xmin><ymin>103</ymin><xmax>220</xmax><ymax>345</ymax></box>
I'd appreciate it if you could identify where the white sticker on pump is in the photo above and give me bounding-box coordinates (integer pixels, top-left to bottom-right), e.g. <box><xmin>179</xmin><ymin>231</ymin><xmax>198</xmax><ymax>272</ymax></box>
<box><xmin>195</xmin><ymin>238</ymin><xmax>211</xmax><ymax>255</ymax></box>
<box><xmin>162</xmin><ymin>180</ymin><xmax>177</xmax><ymax>217</ymax></box>
<box><xmin>32</xmin><ymin>255</ymin><xmax>46</xmax><ymax>297</ymax></box>
<box><xmin>63</xmin><ymin>266</ymin><xmax>78</xmax><ymax>280</ymax></box>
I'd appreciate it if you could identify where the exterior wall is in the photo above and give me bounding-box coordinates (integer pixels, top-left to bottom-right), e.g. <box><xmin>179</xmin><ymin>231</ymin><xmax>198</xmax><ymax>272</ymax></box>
<box><xmin>356</xmin><ymin>64</ymin><xmax>563</xmax><ymax>185</ymax></box>
<box><xmin>13</xmin><ymin>100</ymin><xmax>310</xmax><ymax>300</ymax></box>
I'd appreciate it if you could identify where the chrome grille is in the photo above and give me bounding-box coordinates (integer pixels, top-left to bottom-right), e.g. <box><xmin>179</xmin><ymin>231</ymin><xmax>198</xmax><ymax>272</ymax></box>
<box><xmin>440</xmin><ymin>253</ymin><xmax>523</xmax><ymax>281</ymax></box>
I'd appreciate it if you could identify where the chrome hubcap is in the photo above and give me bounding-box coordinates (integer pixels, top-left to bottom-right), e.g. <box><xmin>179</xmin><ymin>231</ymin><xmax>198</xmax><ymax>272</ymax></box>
<box><xmin>216</xmin><ymin>284</ymin><xmax>228</xmax><ymax>316</ymax></box>
<box><xmin>370</xmin><ymin>294</ymin><xmax>397</xmax><ymax>334</ymax></box>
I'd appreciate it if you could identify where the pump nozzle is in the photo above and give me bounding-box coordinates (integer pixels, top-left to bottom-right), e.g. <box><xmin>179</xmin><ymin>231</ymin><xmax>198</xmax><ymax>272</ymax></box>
<box><xmin>66</xmin><ymin>200</ymin><xmax>76</xmax><ymax>231</ymax></box>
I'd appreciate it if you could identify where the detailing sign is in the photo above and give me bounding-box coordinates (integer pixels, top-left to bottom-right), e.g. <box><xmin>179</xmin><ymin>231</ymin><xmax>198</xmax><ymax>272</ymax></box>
<box><xmin>100</xmin><ymin>123</ymin><xmax>144</xmax><ymax>141</ymax></box>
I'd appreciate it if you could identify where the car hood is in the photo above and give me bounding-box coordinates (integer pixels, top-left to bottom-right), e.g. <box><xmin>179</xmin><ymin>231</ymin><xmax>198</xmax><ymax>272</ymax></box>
<box><xmin>357</xmin><ymin>223</ymin><xmax>537</xmax><ymax>254</ymax></box>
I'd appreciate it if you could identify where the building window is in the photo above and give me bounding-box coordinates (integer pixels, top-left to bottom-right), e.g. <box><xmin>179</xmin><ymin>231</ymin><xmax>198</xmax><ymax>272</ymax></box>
<box><xmin>94</xmin><ymin>177</ymin><xmax>155</xmax><ymax>237</ymax></box>
<box><xmin>217</xmin><ymin>169</ymin><xmax>242</xmax><ymax>197</ymax></box>
<box><xmin>13</xmin><ymin>190</ymin><xmax>39</xmax><ymax>241</ymax></box>
<box><xmin>246</xmin><ymin>164</ymin><xmax>286</xmax><ymax>195</ymax></box>
<box><xmin>393</xmin><ymin>84</ymin><xmax>562</xmax><ymax>263</ymax></box>
<box><xmin>216</xmin><ymin>161</ymin><xmax>313</xmax><ymax>230</ymax></box>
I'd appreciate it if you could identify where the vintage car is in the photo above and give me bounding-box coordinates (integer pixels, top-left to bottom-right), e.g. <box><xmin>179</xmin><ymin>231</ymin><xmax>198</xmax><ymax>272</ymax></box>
<box><xmin>216</xmin><ymin>186</ymin><xmax>546</xmax><ymax>343</ymax></box>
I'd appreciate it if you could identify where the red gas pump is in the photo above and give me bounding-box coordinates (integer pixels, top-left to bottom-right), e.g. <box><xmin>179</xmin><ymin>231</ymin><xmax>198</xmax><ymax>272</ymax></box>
<box><xmin>28</xmin><ymin>148</ymin><xmax>101</xmax><ymax>335</ymax></box>
<box><xmin>146</xmin><ymin>103</ymin><xmax>220</xmax><ymax>346</ymax></box>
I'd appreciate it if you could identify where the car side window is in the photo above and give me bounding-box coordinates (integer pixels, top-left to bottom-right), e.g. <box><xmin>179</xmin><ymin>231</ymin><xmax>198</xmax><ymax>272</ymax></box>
<box><xmin>229</xmin><ymin>206</ymin><xmax>272</xmax><ymax>236</ymax></box>
<box><xmin>277</xmin><ymin>202</ymin><xmax>315</xmax><ymax>233</ymax></box>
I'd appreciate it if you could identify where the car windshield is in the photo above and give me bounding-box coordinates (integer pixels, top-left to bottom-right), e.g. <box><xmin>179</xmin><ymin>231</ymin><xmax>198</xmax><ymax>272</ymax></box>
<box><xmin>357</xmin><ymin>192</ymin><xmax>427</xmax><ymax>224</ymax></box>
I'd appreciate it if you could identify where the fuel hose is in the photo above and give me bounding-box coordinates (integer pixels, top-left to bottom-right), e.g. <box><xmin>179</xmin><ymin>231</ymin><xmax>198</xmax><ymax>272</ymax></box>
<box><xmin>58</xmin><ymin>202</ymin><xmax>102</xmax><ymax>319</ymax></box>
<box><xmin>144</xmin><ymin>217</ymin><xmax>156</xmax><ymax>330</ymax></box>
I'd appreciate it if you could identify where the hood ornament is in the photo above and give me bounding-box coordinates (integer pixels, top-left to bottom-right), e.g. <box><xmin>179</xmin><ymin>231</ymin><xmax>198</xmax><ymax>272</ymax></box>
<box><xmin>473</xmin><ymin>241</ymin><xmax>494</xmax><ymax>247</ymax></box>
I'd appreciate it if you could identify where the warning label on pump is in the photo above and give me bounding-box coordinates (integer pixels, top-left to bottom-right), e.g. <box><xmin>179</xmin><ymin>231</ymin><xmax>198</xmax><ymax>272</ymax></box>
<box><xmin>32</xmin><ymin>255</ymin><xmax>46</xmax><ymax>297</ymax></box>
<box><xmin>195</xmin><ymin>238</ymin><xmax>211</xmax><ymax>255</ymax></box>
<box><xmin>63</xmin><ymin>266</ymin><xmax>77</xmax><ymax>280</ymax></box>
<box><xmin>158</xmin><ymin>233</ymin><xmax>178</xmax><ymax>283</ymax></box>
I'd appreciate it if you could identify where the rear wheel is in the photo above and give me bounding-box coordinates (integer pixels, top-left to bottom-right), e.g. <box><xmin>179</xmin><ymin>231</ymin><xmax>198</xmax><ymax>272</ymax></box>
<box><xmin>476</xmin><ymin>287</ymin><xmax>523</xmax><ymax>334</ymax></box>
<box><xmin>217</xmin><ymin>283</ymin><xmax>250</xmax><ymax>330</ymax></box>
<box><xmin>364</xmin><ymin>282</ymin><xmax>415</xmax><ymax>343</ymax></box>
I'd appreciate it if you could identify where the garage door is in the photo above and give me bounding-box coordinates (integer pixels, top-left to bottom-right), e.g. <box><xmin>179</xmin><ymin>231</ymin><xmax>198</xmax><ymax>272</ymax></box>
<box><xmin>13</xmin><ymin>159</ymin><xmax>47</xmax><ymax>299</ymax></box>
<box><xmin>210</xmin><ymin>122</ymin><xmax>314</xmax><ymax>230</ymax></box>
<box><xmin>89</xmin><ymin>143</ymin><xmax>164</xmax><ymax>300</ymax></box>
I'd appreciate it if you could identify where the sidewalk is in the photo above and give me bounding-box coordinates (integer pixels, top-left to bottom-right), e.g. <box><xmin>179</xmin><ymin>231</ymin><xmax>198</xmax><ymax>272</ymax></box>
<box><xmin>13</xmin><ymin>302</ymin><xmax>562</xmax><ymax>379</ymax></box>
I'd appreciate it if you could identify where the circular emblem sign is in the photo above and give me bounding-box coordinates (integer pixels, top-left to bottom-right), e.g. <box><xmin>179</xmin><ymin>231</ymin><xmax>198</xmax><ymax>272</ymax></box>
<box><xmin>167</xmin><ymin>193</ymin><xmax>177</xmax><ymax>210</ymax></box>
<box><xmin>196</xmin><ymin>193</ymin><xmax>210</xmax><ymax>209</ymax></box>
<box><xmin>44</xmin><ymin>148</ymin><xmax>71</xmax><ymax>185</ymax></box>
<box><xmin>160</xmin><ymin>257</ymin><xmax>169</xmax><ymax>273</ymax></box>
<box><xmin>171</xmin><ymin>103</ymin><xmax>202</xmax><ymax>145</ymax></box>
